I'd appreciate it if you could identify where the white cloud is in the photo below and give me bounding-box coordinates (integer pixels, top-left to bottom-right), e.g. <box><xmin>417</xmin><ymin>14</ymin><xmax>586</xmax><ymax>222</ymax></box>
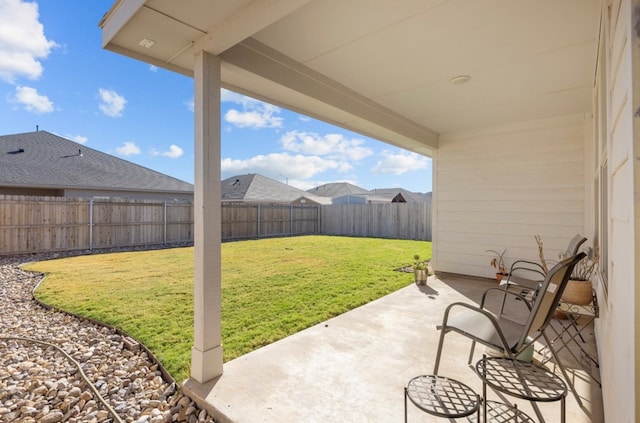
<box><xmin>221</xmin><ymin>89</ymin><xmax>283</xmax><ymax>129</ymax></box>
<box><xmin>98</xmin><ymin>88</ymin><xmax>126</xmax><ymax>117</ymax></box>
<box><xmin>280</xmin><ymin>131</ymin><xmax>373</xmax><ymax>161</ymax></box>
<box><xmin>220</xmin><ymin>89</ymin><xmax>246</xmax><ymax>103</ymax></box>
<box><xmin>221</xmin><ymin>153</ymin><xmax>348</xmax><ymax>180</ymax></box>
<box><xmin>149</xmin><ymin>65</ymin><xmax>158</xmax><ymax>72</ymax></box>
<box><xmin>161</xmin><ymin>144</ymin><xmax>183</xmax><ymax>159</ymax></box>
<box><xmin>185</xmin><ymin>98</ymin><xmax>194</xmax><ymax>112</ymax></box>
<box><xmin>116</xmin><ymin>141</ymin><xmax>140</xmax><ymax>156</ymax></box>
<box><xmin>11</xmin><ymin>85</ymin><xmax>53</xmax><ymax>113</ymax></box>
<box><xmin>0</xmin><ymin>0</ymin><xmax>58</xmax><ymax>83</ymax></box>
<box><xmin>371</xmin><ymin>151</ymin><xmax>431</xmax><ymax>175</ymax></box>
<box><xmin>70</xmin><ymin>135</ymin><xmax>87</xmax><ymax>144</ymax></box>
<box><xmin>224</xmin><ymin>105</ymin><xmax>283</xmax><ymax>129</ymax></box>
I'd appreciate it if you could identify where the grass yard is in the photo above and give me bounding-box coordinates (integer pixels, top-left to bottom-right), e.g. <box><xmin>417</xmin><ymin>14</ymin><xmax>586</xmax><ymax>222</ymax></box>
<box><xmin>27</xmin><ymin>235</ymin><xmax>431</xmax><ymax>382</ymax></box>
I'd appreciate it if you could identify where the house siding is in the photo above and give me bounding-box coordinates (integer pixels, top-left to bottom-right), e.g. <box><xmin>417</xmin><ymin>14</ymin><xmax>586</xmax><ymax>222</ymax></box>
<box><xmin>63</xmin><ymin>188</ymin><xmax>193</xmax><ymax>201</ymax></box>
<box><xmin>594</xmin><ymin>0</ymin><xmax>639</xmax><ymax>421</ymax></box>
<box><xmin>434</xmin><ymin>115</ymin><xmax>586</xmax><ymax>279</ymax></box>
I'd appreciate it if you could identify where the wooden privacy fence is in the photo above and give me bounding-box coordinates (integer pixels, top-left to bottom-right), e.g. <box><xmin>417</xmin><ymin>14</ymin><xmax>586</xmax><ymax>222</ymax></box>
<box><xmin>0</xmin><ymin>196</ymin><xmax>193</xmax><ymax>255</ymax></box>
<box><xmin>320</xmin><ymin>202</ymin><xmax>431</xmax><ymax>241</ymax></box>
<box><xmin>221</xmin><ymin>203</ymin><xmax>320</xmax><ymax>240</ymax></box>
<box><xmin>0</xmin><ymin>196</ymin><xmax>431</xmax><ymax>255</ymax></box>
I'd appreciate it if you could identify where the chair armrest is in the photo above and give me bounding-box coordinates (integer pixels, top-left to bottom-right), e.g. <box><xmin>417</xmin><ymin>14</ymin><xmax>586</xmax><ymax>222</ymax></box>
<box><xmin>439</xmin><ymin>301</ymin><xmax>501</xmax><ymax>328</ymax></box>
<box><xmin>480</xmin><ymin>287</ymin><xmax>533</xmax><ymax>312</ymax></box>
<box><xmin>437</xmin><ymin>301</ymin><xmax>513</xmax><ymax>353</ymax></box>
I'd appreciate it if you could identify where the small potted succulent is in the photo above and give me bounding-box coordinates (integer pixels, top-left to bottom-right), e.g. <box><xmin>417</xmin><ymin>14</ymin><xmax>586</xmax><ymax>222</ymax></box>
<box><xmin>486</xmin><ymin>249</ymin><xmax>508</xmax><ymax>282</ymax></box>
<box><xmin>412</xmin><ymin>254</ymin><xmax>429</xmax><ymax>285</ymax></box>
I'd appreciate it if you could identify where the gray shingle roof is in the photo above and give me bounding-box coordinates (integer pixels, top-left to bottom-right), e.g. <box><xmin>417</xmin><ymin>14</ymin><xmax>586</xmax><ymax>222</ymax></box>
<box><xmin>306</xmin><ymin>182</ymin><xmax>370</xmax><ymax>198</ymax></box>
<box><xmin>221</xmin><ymin>174</ymin><xmax>329</xmax><ymax>203</ymax></box>
<box><xmin>0</xmin><ymin>131</ymin><xmax>193</xmax><ymax>193</ymax></box>
<box><xmin>370</xmin><ymin>188</ymin><xmax>432</xmax><ymax>203</ymax></box>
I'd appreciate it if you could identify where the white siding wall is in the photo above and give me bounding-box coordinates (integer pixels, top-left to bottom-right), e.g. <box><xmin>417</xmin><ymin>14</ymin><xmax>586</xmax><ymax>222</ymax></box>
<box><xmin>595</xmin><ymin>0</ymin><xmax>638</xmax><ymax>420</ymax></box>
<box><xmin>433</xmin><ymin>115</ymin><xmax>587</xmax><ymax>279</ymax></box>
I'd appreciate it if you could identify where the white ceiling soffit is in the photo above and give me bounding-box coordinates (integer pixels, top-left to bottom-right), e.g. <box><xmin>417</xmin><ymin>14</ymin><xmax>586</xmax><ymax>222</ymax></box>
<box><xmin>100</xmin><ymin>0</ymin><xmax>600</xmax><ymax>155</ymax></box>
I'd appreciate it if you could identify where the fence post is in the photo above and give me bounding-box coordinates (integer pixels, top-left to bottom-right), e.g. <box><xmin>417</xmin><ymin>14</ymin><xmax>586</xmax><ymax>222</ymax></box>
<box><xmin>89</xmin><ymin>198</ymin><xmax>94</xmax><ymax>250</ymax></box>
<box><xmin>163</xmin><ymin>201</ymin><xmax>167</xmax><ymax>245</ymax></box>
<box><xmin>257</xmin><ymin>203</ymin><xmax>261</xmax><ymax>238</ymax></box>
<box><xmin>290</xmin><ymin>204</ymin><xmax>293</xmax><ymax>235</ymax></box>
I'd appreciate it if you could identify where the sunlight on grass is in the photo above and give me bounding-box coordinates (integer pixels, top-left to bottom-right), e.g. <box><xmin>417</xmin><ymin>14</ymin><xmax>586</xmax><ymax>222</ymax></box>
<box><xmin>27</xmin><ymin>235</ymin><xmax>431</xmax><ymax>382</ymax></box>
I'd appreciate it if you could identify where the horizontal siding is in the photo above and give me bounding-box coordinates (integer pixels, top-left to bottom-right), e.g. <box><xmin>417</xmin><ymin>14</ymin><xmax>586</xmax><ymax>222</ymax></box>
<box><xmin>596</xmin><ymin>0</ymin><xmax>637</xmax><ymax>421</ymax></box>
<box><xmin>435</xmin><ymin>115</ymin><xmax>586</xmax><ymax>279</ymax></box>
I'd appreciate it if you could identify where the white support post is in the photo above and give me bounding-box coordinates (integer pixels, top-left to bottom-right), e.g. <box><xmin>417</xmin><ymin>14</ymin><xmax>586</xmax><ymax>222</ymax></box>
<box><xmin>191</xmin><ymin>49</ymin><xmax>223</xmax><ymax>383</ymax></box>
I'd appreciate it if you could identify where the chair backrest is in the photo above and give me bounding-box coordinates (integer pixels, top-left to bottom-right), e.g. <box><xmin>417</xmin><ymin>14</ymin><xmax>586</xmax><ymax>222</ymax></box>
<box><xmin>566</xmin><ymin>234</ymin><xmax>587</xmax><ymax>256</ymax></box>
<box><xmin>517</xmin><ymin>252</ymin><xmax>587</xmax><ymax>348</ymax></box>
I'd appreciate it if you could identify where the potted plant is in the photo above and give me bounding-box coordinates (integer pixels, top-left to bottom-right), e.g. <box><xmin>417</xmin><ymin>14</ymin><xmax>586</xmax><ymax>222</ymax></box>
<box><xmin>486</xmin><ymin>249</ymin><xmax>508</xmax><ymax>282</ymax></box>
<box><xmin>561</xmin><ymin>247</ymin><xmax>598</xmax><ymax>305</ymax></box>
<box><xmin>412</xmin><ymin>254</ymin><xmax>429</xmax><ymax>285</ymax></box>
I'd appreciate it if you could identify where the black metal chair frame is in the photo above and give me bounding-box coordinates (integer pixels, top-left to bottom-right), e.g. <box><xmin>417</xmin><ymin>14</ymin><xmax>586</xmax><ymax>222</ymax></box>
<box><xmin>432</xmin><ymin>252</ymin><xmax>586</xmax><ymax>420</ymax></box>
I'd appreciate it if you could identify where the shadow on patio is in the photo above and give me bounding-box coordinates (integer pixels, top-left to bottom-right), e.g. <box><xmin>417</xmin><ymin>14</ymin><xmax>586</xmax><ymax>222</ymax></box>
<box><xmin>183</xmin><ymin>273</ymin><xmax>603</xmax><ymax>422</ymax></box>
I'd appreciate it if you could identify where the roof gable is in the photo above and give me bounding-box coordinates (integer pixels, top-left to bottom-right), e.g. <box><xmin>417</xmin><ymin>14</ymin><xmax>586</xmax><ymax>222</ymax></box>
<box><xmin>371</xmin><ymin>188</ymin><xmax>432</xmax><ymax>203</ymax></box>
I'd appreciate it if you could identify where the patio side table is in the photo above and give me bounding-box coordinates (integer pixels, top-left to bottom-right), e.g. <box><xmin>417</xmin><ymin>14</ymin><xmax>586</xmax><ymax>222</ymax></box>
<box><xmin>476</xmin><ymin>356</ymin><xmax>567</xmax><ymax>423</ymax></box>
<box><xmin>404</xmin><ymin>375</ymin><xmax>480</xmax><ymax>421</ymax></box>
<box><xmin>546</xmin><ymin>293</ymin><xmax>600</xmax><ymax>385</ymax></box>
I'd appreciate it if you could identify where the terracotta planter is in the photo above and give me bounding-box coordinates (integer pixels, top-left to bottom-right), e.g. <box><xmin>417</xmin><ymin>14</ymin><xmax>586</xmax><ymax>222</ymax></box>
<box><xmin>495</xmin><ymin>272</ymin><xmax>508</xmax><ymax>283</ymax></box>
<box><xmin>561</xmin><ymin>279</ymin><xmax>593</xmax><ymax>305</ymax></box>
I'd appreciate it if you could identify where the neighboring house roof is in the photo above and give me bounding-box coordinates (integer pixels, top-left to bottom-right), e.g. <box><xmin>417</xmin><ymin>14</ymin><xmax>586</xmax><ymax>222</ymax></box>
<box><xmin>0</xmin><ymin>131</ymin><xmax>193</xmax><ymax>194</ymax></box>
<box><xmin>221</xmin><ymin>174</ymin><xmax>330</xmax><ymax>204</ymax></box>
<box><xmin>371</xmin><ymin>188</ymin><xmax>432</xmax><ymax>203</ymax></box>
<box><xmin>307</xmin><ymin>182</ymin><xmax>370</xmax><ymax>198</ymax></box>
<box><xmin>331</xmin><ymin>194</ymin><xmax>390</xmax><ymax>204</ymax></box>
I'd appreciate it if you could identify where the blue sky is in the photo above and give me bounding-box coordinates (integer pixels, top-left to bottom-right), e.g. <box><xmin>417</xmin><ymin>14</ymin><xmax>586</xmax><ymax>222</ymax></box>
<box><xmin>0</xmin><ymin>0</ymin><xmax>432</xmax><ymax>193</ymax></box>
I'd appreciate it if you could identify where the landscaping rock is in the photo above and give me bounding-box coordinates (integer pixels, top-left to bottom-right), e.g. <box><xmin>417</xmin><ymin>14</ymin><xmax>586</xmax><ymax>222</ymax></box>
<box><xmin>0</xmin><ymin>252</ymin><xmax>216</xmax><ymax>423</ymax></box>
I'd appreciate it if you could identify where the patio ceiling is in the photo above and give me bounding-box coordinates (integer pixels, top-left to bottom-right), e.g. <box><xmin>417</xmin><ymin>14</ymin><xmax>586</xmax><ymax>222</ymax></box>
<box><xmin>100</xmin><ymin>0</ymin><xmax>600</xmax><ymax>157</ymax></box>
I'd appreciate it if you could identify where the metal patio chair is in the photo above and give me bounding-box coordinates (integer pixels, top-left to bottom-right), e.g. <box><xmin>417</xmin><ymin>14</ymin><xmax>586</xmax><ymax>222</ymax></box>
<box><xmin>432</xmin><ymin>252</ymin><xmax>586</xmax><ymax>376</ymax></box>
<box><xmin>503</xmin><ymin>234</ymin><xmax>587</xmax><ymax>292</ymax></box>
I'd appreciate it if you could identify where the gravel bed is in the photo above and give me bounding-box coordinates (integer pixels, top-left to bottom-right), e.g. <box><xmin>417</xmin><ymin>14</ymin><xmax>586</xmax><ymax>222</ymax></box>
<box><xmin>0</xmin><ymin>248</ymin><xmax>216</xmax><ymax>423</ymax></box>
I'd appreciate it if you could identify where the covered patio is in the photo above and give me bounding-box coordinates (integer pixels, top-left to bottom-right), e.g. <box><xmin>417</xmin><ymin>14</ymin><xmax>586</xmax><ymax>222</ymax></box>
<box><xmin>99</xmin><ymin>1</ymin><xmax>638</xmax><ymax>421</ymax></box>
<box><xmin>182</xmin><ymin>274</ymin><xmax>603</xmax><ymax>422</ymax></box>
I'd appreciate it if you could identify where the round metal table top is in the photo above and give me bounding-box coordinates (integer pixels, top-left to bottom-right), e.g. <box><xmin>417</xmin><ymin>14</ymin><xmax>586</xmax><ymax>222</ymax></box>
<box><xmin>476</xmin><ymin>357</ymin><xmax>567</xmax><ymax>402</ymax></box>
<box><xmin>405</xmin><ymin>374</ymin><xmax>480</xmax><ymax>418</ymax></box>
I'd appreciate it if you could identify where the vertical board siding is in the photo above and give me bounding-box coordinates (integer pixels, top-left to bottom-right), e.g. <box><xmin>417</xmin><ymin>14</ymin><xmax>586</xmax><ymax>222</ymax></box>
<box><xmin>435</xmin><ymin>115</ymin><xmax>587</xmax><ymax>279</ymax></box>
<box><xmin>0</xmin><ymin>197</ymin><xmax>432</xmax><ymax>255</ymax></box>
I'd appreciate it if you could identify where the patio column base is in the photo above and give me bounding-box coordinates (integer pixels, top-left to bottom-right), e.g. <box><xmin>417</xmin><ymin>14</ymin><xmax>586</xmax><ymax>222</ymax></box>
<box><xmin>191</xmin><ymin>345</ymin><xmax>223</xmax><ymax>383</ymax></box>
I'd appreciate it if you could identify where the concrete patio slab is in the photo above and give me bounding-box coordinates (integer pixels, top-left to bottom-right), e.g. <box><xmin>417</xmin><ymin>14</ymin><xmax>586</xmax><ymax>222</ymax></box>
<box><xmin>184</xmin><ymin>273</ymin><xmax>603</xmax><ymax>422</ymax></box>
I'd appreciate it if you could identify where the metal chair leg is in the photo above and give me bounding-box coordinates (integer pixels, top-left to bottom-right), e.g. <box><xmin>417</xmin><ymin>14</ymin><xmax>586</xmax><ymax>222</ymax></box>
<box><xmin>432</xmin><ymin>327</ymin><xmax>447</xmax><ymax>375</ymax></box>
<box><xmin>467</xmin><ymin>340</ymin><xmax>476</xmax><ymax>365</ymax></box>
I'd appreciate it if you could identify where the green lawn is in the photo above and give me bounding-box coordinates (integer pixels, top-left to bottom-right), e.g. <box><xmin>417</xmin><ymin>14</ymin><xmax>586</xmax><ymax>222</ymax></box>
<box><xmin>27</xmin><ymin>235</ymin><xmax>431</xmax><ymax>382</ymax></box>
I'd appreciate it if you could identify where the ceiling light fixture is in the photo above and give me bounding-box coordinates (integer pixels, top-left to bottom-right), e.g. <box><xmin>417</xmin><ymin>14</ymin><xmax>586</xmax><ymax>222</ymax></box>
<box><xmin>450</xmin><ymin>75</ymin><xmax>471</xmax><ymax>85</ymax></box>
<box><xmin>138</xmin><ymin>38</ymin><xmax>155</xmax><ymax>48</ymax></box>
